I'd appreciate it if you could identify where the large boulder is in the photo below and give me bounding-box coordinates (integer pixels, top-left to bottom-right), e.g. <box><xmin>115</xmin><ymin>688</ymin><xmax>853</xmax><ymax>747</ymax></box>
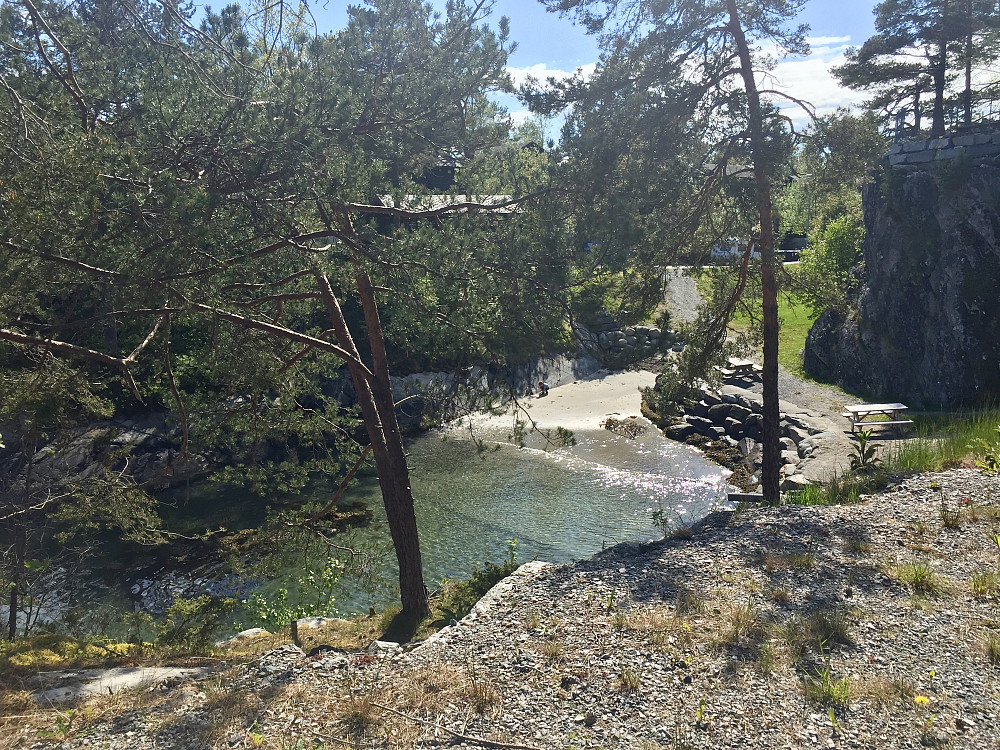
<box><xmin>803</xmin><ymin>149</ymin><xmax>1000</xmax><ymax>406</ymax></box>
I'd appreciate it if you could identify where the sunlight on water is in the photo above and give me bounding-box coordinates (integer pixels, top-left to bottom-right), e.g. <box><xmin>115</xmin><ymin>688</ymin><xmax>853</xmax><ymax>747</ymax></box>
<box><xmin>328</xmin><ymin>421</ymin><xmax>731</xmax><ymax>614</ymax></box>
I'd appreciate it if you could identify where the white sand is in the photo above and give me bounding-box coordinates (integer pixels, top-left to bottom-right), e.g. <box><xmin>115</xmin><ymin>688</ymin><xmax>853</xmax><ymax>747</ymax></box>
<box><xmin>460</xmin><ymin>369</ymin><xmax>657</xmax><ymax>434</ymax></box>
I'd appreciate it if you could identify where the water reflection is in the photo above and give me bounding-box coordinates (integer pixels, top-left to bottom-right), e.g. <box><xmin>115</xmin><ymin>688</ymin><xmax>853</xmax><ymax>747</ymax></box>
<box><xmin>329</xmin><ymin>422</ymin><xmax>730</xmax><ymax>613</ymax></box>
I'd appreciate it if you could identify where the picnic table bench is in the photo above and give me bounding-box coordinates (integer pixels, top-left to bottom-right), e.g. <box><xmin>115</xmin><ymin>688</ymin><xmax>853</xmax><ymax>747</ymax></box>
<box><xmin>841</xmin><ymin>403</ymin><xmax>914</xmax><ymax>434</ymax></box>
<box><xmin>717</xmin><ymin>357</ymin><xmax>763</xmax><ymax>379</ymax></box>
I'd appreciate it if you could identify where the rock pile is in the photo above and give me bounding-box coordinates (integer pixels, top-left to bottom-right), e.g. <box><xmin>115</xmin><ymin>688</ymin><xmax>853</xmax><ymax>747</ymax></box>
<box><xmin>661</xmin><ymin>383</ymin><xmax>844</xmax><ymax>491</ymax></box>
<box><xmin>577</xmin><ymin>310</ymin><xmax>668</xmax><ymax>367</ymax></box>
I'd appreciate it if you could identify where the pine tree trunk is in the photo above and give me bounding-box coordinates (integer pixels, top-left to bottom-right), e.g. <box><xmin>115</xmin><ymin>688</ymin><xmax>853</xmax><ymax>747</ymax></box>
<box><xmin>931</xmin><ymin>41</ymin><xmax>948</xmax><ymax>137</ymax></box>
<box><xmin>728</xmin><ymin>0</ymin><xmax>781</xmax><ymax>503</ymax></box>
<box><xmin>355</xmin><ymin>272</ymin><xmax>428</xmax><ymax>620</ymax></box>
<box><xmin>313</xmin><ymin>271</ymin><xmax>429</xmax><ymax>621</ymax></box>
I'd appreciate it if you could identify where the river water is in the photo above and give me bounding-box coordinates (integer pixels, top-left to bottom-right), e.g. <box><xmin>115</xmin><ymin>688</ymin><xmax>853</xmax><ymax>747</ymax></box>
<box><xmin>321</xmin><ymin>418</ymin><xmax>731</xmax><ymax>614</ymax></box>
<box><xmin>30</xmin><ymin>411</ymin><xmax>730</xmax><ymax>635</ymax></box>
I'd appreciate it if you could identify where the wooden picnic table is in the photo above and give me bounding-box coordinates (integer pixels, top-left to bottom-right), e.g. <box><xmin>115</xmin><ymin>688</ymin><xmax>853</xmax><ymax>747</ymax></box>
<box><xmin>842</xmin><ymin>403</ymin><xmax>914</xmax><ymax>433</ymax></box>
<box><xmin>718</xmin><ymin>357</ymin><xmax>763</xmax><ymax>379</ymax></box>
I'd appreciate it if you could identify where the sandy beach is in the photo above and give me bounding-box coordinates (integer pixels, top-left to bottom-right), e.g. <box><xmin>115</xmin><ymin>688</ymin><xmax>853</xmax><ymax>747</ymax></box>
<box><xmin>458</xmin><ymin>369</ymin><xmax>658</xmax><ymax>435</ymax></box>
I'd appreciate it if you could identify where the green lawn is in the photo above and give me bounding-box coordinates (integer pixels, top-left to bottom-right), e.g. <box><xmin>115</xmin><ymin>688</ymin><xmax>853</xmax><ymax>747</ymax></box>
<box><xmin>774</xmin><ymin>294</ymin><xmax>817</xmax><ymax>376</ymax></box>
<box><xmin>692</xmin><ymin>268</ymin><xmax>818</xmax><ymax>376</ymax></box>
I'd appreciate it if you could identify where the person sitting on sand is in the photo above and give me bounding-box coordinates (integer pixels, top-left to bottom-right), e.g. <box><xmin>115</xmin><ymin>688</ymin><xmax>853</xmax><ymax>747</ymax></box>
<box><xmin>538</xmin><ymin>381</ymin><xmax>550</xmax><ymax>397</ymax></box>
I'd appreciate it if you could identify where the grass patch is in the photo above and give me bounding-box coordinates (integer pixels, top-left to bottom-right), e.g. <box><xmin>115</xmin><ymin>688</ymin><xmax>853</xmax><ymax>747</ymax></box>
<box><xmin>618</xmin><ymin>665</ymin><xmax>643</xmax><ymax>693</ymax></box>
<box><xmin>987</xmin><ymin>634</ymin><xmax>1000</xmax><ymax>665</ymax></box>
<box><xmin>885</xmin><ymin>409</ymin><xmax>1000</xmax><ymax>473</ymax></box>
<box><xmin>803</xmin><ymin>663</ymin><xmax>851</xmax><ymax>707</ymax></box>
<box><xmin>768</xmin><ymin>585</ymin><xmax>792</xmax><ymax>604</ymax></box>
<box><xmin>775</xmin><ymin>295</ymin><xmax>817</xmax><ymax>376</ymax></box>
<box><xmin>788</xmin><ymin>410</ymin><xmax>1000</xmax><ymax>506</ymax></box>
<box><xmin>697</xmin><ymin>268</ymin><xmax>817</xmax><ymax>377</ymax></box>
<box><xmin>756</xmin><ymin>550</ymin><xmax>816</xmax><ymax>571</ymax></box>
<box><xmin>785</xmin><ymin>471</ymin><xmax>883</xmax><ymax>505</ymax></box>
<box><xmin>777</xmin><ymin>610</ymin><xmax>853</xmax><ymax>663</ymax></box>
<box><xmin>891</xmin><ymin>561</ymin><xmax>947</xmax><ymax>596</ymax></box>
<box><xmin>970</xmin><ymin>570</ymin><xmax>1000</xmax><ymax>599</ymax></box>
<box><xmin>858</xmin><ymin>675</ymin><xmax>916</xmax><ymax>707</ymax></box>
<box><xmin>538</xmin><ymin>640</ymin><xmax>565</xmax><ymax>663</ymax></box>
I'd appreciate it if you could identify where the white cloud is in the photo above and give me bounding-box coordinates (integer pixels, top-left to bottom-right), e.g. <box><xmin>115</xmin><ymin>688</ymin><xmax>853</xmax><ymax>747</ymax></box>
<box><xmin>506</xmin><ymin>62</ymin><xmax>597</xmax><ymax>88</ymax></box>
<box><xmin>761</xmin><ymin>37</ymin><xmax>863</xmax><ymax>128</ymax></box>
<box><xmin>804</xmin><ymin>35</ymin><xmax>852</xmax><ymax>47</ymax></box>
<box><xmin>507</xmin><ymin>109</ymin><xmax>536</xmax><ymax>126</ymax></box>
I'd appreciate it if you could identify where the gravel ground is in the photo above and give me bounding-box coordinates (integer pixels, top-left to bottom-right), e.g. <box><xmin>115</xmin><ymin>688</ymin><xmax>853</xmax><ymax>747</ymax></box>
<box><xmin>9</xmin><ymin>469</ymin><xmax>999</xmax><ymax>750</ymax></box>
<box><xmin>663</xmin><ymin>269</ymin><xmax>703</xmax><ymax>325</ymax></box>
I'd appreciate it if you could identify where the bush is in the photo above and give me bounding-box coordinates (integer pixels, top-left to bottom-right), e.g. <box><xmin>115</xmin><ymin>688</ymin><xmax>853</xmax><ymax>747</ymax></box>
<box><xmin>156</xmin><ymin>596</ymin><xmax>237</xmax><ymax>651</ymax></box>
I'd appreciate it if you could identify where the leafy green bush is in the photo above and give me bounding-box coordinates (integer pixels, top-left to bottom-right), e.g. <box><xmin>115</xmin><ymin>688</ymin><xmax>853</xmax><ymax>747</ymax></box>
<box><xmin>244</xmin><ymin>556</ymin><xmax>344</xmax><ymax>631</ymax></box>
<box><xmin>155</xmin><ymin>596</ymin><xmax>237</xmax><ymax>651</ymax></box>
<box><xmin>436</xmin><ymin>541</ymin><xmax>519</xmax><ymax>621</ymax></box>
<box><xmin>974</xmin><ymin>425</ymin><xmax>1000</xmax><ymax>475</ymax></box>
<box><xmin>849</xmin><ymin>430</ymin><xmax>882</xmax><ymax>475</ymax></box>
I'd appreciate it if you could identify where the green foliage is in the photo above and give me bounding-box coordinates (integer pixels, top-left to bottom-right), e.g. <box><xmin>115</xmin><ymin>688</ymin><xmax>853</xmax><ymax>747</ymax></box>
<box><xmin>969</xmin><ymin>570</ymin><xmax>999</xmax><ymax>599</ymax></box>
<box><xmin>792</xmin><ymin>197</ymin><xmax>865</xmax><ymax>317</ymax></box>
<box><xmin>436</xmin><ymin>552</ymin><xmax>519</xmax><ymax>623</ymax></box>
<box><xmin>833</xmin><ymin>0</ymin><xmax>1000</xmax><ymax>134</ymax></box>
<box><xmin>0</xmin><ymin>0</ymin><xmax>574</xmax><ymax>621</ymax></box>
<box><xmin>155</xmin><ymin>596</ymin><xmax>237</xmax><ymax>651</ymax></box>
<box><xmin>803</xmin><ymin>659</ymin><xmax>852</xmax><ymax>708</ymax></box>
<box><xmin>850</xmin><ymin>430</ymin><xmax>883</xmax><ymax>475</ymax></box>
<box><xmin>244</xmin><ymin>556</ymin><xmax>344</xmax><ymax>630</ymax></box>
<box><xmin>892</xmin><ymin>561</ymin><xmax>946</xmax><ymax>596</ymax></box>
<box><xmin>974</xmin><ymin>425</ymin><xmax>1000</xmax><ymax>475</ymax></box>
<box><xmin>37</xmin><ymin>708</ymin><xmax>90</xmax><ymax>742</ymax></box>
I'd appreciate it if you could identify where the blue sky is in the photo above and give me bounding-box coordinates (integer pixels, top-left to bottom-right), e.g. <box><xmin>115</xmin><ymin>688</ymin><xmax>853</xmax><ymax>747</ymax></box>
<box><xmin>310</xmin><ymin>0</ymin><xmax>881</xmax><ymax>131</ymax></box>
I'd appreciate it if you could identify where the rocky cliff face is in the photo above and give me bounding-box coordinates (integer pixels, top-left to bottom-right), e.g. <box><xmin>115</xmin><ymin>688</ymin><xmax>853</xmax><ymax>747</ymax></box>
<box><xmin>804</xmin><ymin>147</ymin><xmax>1000</xmax><ymax>407</ymax></box>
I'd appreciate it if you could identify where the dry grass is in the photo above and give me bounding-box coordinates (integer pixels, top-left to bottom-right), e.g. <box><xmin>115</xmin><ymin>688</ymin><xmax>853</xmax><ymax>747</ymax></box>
<box><xmin>768</xmin><ymin>585</ymin><xmax>792</xmax><ymax>604</ymax></box>
<box><xmin>756</xmin><ymin>549</ymin><xmax>816</xmax><ymax>572</ymax></box>
<box><xmin>224</xmin><ymin>615</ymin><xmax>388</xmax><ymax>659</ymax></box>
<box><xmin>464</xmin><ymin>669</ymin><xmax>503</xmax><ymax>716</ymax></box>
<box><xmin>856</xmin><ymin>675</ymin><xmax>917</xmax><ymax>707</ymax></box>
<box><xmin>618</xmin><ymin>666</ymin><xmax>642</xmax><ymax>693</ymax></box>
<box><xmin>718</xmin><ymin>598</ymin><xmax>768</xmax><ymax>652</ymax></box>
<box><xmin>628</xmin><ymin>607</ymin><xmax>696</xmax><ymax>649</ymax></box>
<box><xmin>187</xmin><ymin>685</ymin><xmax>263</xmax><ymax>747</ymax></box>
<box><xmin>987</xmin><ymin>634</ymin><xmax>1000</xmax><ymax>666</ymax></box>
<box><xmin>844</xmin><ymin>537</ymin><xmax>872</xmax><ymax>556</ymax></box>
<box><xmin>0</xmin><ymin>669</ymin><xmax>173</xmax><ymax>750</ymax></box>
<box><xmin>674</xmin><ymin>587</ymin><xmax>707</xmax><ymax>615</ymax></box>
<box><xmin>339</xmin><ymin>692</ymin><xmax>382</xmax><ymax>741</ymax></box>
<box><xmin>538</xmin><ymin>640</ymin><xmax>565</xmax><ymax>663</ymax></box>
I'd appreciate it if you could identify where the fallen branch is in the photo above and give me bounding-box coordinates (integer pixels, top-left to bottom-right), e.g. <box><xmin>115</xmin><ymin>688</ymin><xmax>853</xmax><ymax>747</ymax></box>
<box><xmin>372</xmin><ymin>702</ymin><xmax>544</xmax><ymax>750</ymax></box>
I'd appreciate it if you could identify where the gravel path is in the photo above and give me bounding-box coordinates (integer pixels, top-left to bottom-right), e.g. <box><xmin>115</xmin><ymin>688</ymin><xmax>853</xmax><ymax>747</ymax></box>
<box><xmin>11</xmin><ymin>470</ymin><xmax>998</xmax><ymax>750</ymax></box>
<box><xmin>663</xmin><ymin>268</ymin><xmax>703</xmax><ymax>325</ymax></box>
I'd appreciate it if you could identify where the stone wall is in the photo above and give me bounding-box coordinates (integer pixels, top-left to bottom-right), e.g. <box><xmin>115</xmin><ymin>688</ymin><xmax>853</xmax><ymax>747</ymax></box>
<box><xmin>575</xmin><ymin>309</ymin><xmax>672</xmax><ymax>367</ymax></box>
<box><xmin>804</xmin><ymin>136</ymin><xmax>1000</xmax><ymax>406</ymax></box>
<box><xmin>888</xmin><ymin>132</ymin><xmax>1000</xmax><ymax>167</ymax></box>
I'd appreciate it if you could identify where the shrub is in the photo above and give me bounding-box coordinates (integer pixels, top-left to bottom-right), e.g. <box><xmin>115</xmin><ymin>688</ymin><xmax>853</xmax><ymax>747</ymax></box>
<box><xmin>156</xmin><ymin>596</ymin><xmax>237</xmax><ymax>651</ymax></box>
